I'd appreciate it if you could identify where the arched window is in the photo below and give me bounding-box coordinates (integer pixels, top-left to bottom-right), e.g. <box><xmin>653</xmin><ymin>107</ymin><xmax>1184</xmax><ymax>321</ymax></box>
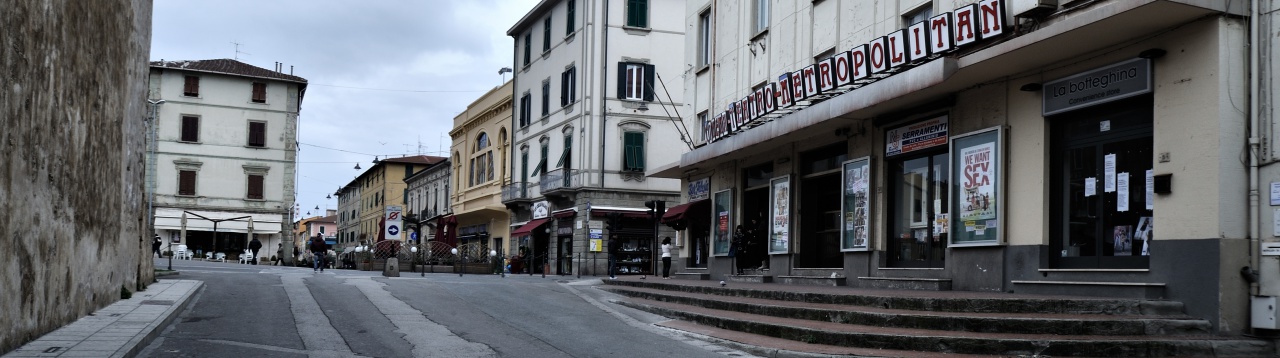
<box><xmin>470</xmin><ymin>132</ymin><xmax>495</xmax><ymax>186</ymax></box>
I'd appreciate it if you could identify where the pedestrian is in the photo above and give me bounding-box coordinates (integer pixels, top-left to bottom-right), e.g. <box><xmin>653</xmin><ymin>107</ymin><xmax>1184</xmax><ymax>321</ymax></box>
<box><xmin>732</xmin><ymin>225</ymin><xmax>746</xmax><ymax>275</ymax></box>
<box><xmin>308</xmin><ymin>234</ymin><xmax>327</xmax><ymax>272</ymax></box>
<box><xmin>248</xmin><ymin>236</ymin><xmax>263</xmax><ymax>265</ymax></box>
<box><xmin>152</xmin><ymin>235</ymin><xmax>163</xmax><ymax>258</ymax></box>
<box><xmin>660</xmin><ymin>237</ymin><xmax>673</xmax><ymax>279</ymax></box>
<box><xmin>275</xmin><ymin>243</ymin><xmax>284</xmax><ymax>266</ymax></box>
<box><xmin>608</xmin><ymin>235</ymin><xmax>621</xmax><ymax>280</ymax></box>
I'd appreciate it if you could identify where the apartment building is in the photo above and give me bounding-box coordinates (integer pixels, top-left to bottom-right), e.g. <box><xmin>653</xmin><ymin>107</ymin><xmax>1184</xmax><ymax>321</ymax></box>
<box><xmin>449</xmin><ymin>81</ymin><xmax>515</xmax><ymax>257</ymax></box>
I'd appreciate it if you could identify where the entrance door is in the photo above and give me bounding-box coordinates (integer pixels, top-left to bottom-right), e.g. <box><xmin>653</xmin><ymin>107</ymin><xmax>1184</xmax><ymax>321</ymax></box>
<box><xmin>557</xmin><ymin>236</ymin><xmax>573</xmax><ymax>275</ymax></box>
<box><xmin>1051</xmin><ymin>98</ymin><xmax>1152</xmax><ymax>268</ymax></box>
<box><xmin>888</xmin><ymin>152</ymin><xmax>949</xmax><ymax>268</ymax></box>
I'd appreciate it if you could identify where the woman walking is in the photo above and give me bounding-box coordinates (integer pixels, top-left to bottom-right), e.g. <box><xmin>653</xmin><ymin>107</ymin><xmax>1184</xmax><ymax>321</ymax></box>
<box><xmin>660</xmin><ymin>237</ymin><xmax>673</xmax><ymax>279</ymax></box>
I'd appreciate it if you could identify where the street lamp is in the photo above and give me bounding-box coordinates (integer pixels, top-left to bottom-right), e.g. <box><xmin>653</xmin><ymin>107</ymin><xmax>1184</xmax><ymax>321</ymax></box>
<box><xmin>451</xmin><ymin>247</ymin><xmax>461</xmax><ymax>277</ymax></box>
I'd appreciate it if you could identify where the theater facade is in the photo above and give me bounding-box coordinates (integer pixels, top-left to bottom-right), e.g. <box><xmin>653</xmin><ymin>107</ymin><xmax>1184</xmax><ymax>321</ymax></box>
<box><xmin>654</xmin><ymin>0</ymin><xmax>1278</xmax><ymax>334</ymax></box>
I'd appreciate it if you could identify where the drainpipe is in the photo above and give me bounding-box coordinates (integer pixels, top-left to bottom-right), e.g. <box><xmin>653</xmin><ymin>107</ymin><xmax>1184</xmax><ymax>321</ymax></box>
<box><xmin>1249</xmin><ymin>0</ymin><xmax>1266</xmax><ymax>297</ymax></box>
<box><xmin>599</xmin><ymin>0</ymin><xmax>609</xmax><ymax>188</ymax></box>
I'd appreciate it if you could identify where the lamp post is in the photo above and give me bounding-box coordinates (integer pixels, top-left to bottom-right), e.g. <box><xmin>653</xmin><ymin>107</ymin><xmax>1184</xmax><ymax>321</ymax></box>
<box><xmin>490</xmin><ymin>249</ymin><xmax>502</xmax><ymax>277</ymax></box>
<box><xmin>412</xmin><ymin>246</ymin><xmax>420</xmax><ymax>276</ymax></box>
<box><xmin>451</xmin><ymin>247</ymin><xmax>461</xmax><ymax>277</ymax></box>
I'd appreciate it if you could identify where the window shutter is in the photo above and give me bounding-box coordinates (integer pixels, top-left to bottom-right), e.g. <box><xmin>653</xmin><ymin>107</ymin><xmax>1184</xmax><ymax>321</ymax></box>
<box><xmin>252</xmin><ymin>83</ymin><xmax>266</xmax><ymax>103</ymax></box>
<box><xmin>642</xmin><ymin>64</ymin><xmax>656</xmax><ymax>102</ymax></box>
<box><xmin>181</xmin><ymin>116</ymin><xmax>199</xmax><ymax>142</ymax></box>
<box><xmin>248</xmin><ymin>122</ymin><xmax>266</xmax><ymax>147</ymax></box>
<box><xmin>561</xmin><ymin>71</ymin><xmax>569</xmax><ymax>106</ymax></box>
<box><xmin>178</xmin><ymin>170</ymin><xmax>196</xmax><ymax>195</ymax></box>
<box><xmin>248</xmin><ymin>175</ymin><xmax>264</xmax><ymax>199</ymax></box>
<box><xmin>617</xmin><ymin>64</ymin><xmax>627</xmax><ymax>99</ymax></box>
<box><xmin>183</xmin><ymin>76</ymin><xmax>199</xmax><ymax>96</ymax></box>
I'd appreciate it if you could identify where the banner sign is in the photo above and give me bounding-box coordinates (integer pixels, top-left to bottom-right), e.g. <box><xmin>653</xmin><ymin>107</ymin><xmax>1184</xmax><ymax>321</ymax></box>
<box><xmin>886</xmin><ymin>116</ymin><xmax>949</xmax><ymax>156</ymax></box>
<box><xmin>688</xmin><ymin>177</ymin><xmax>710</xmax><ymax>201</ymax></box>
<box><xmin>701</xmin><ymin>0</ymin><xmax>1006</xmax><ymax>144</ymax></box>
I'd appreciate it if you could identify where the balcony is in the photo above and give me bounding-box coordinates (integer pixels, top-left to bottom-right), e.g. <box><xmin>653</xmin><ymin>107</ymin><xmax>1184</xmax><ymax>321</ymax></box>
<box><xmin>540</xmin><ymin>168</ymin><xmax>581</xmax><ymax>195</ymax></box>
<box><xmin>501</xmin><ymin>181</ymin><xmax>540</xmax><ymax>204</ymax></box>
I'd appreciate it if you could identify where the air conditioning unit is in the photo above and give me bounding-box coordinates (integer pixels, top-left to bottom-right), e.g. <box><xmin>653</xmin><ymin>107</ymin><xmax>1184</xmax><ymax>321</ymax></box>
<box><xmin>1012</xmin><ymin>0</ymin><xmax>1057</xmax><ymax>18</ymax></box>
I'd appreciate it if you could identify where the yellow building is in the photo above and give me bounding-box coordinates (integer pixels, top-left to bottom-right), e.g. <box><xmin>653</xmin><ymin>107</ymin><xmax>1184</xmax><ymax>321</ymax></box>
<box><xmin>449</xmin><ymin>81</ymin><xmax>513</xmax><ymax>255</ymax></box>
<box><xmin>350</xmin><ymin>156</ymin><xmax>445</xmax><ymax>245</ymax></box>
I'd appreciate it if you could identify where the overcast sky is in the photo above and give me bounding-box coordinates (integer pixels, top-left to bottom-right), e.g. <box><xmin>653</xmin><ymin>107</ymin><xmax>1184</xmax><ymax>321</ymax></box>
<box><xmin>152</xmin><ymin>0</ymin><xmax>539</xmax><ymax>220</ymax></box>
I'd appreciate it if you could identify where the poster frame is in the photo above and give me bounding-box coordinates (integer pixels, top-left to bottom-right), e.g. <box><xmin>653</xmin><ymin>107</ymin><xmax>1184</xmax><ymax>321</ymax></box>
<box><xmin>841</xmin><ymin>157</ymin><xmax>872</xmax><ymax>252</ymax></box>
<box><xmin>768</xmin><ymin>175</ymin><xmax>792</xmax><ymax>255</ymax></box>
<box><xmin>948</xmin><ymin>126</ymin><xmax>1005</xmax><ymax>247</ymax></box>
<box><xmin>712</xmin><ymin>189</ymin><xmax>733</xmax><ymax>256</ymax></box>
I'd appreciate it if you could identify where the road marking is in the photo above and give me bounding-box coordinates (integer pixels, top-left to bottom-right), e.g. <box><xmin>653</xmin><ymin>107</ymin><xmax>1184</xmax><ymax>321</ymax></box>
<box><xmin>344</xmin><ymin>277</ymin><xmax>496</xmax><ymax>357</ymax></box>
<box><xmin>281</xmin><ymin>274</ymin><xmax>362</xmax><ymax>358</ymax></box>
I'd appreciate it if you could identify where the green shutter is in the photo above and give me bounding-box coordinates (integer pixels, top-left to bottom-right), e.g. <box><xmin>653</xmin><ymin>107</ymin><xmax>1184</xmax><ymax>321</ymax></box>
<box><xmin>623</xmin><ymin>132</ymin><xmax>645</xmax><ymax>172</ymax></box>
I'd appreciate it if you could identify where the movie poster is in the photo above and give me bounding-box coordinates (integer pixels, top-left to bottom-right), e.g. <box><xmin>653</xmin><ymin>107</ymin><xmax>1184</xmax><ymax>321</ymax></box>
<box><xmin>843</xmin><ymin>159</ymin><xmax>871</xmax><ymax>250</ymax></box>
<box><xmin>1113</xmin><ymin>225</ymin><xmax>1133</xmax><ymax>256</ymax></box>
<box><xmin>713</xmin><ymin>190</ymin><xmax>732</xmax><ymax>256</ymax></box>
<box><xmin>770</xmin><ymin>177</ymin><xmax>791</xmax><ymax>253</ymax></box>
<box><xmin>959</xmin><ymin>142</ymin><xmax>996</xmax><ymax>222</ymax></box>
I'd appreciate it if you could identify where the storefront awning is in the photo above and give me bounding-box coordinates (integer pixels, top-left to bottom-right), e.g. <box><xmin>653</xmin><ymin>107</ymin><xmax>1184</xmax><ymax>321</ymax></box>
<box><xmin>661</xmin><ymin>199</ymin><xmax>709</xmax><ymax>224</ymax></box>
<box><xmin>551</xmin><ymin>208</ymin><xmax>577</xmax><ymax>218</ymax></box>
<box><xmin>510</xmin><ymin>218</ymin><xmax>551</xmax><ymax>236</ymax></box>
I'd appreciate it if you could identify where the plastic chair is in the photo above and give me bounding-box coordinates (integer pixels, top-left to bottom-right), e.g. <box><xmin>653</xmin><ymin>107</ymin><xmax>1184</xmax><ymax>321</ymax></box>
<box><xmin>174</xmin><ymin>245</ymin><xmax>191</xmax><ymax>260</ymax></box>
<box><xmin>239</xmin><ymin>249</ymin><xmax>254</xmax><ymax>264</ymax></box>
<box><xmin>211</xmin><ymin>252</ymin><xmax>226</xmax><ymax>262</ymax></box>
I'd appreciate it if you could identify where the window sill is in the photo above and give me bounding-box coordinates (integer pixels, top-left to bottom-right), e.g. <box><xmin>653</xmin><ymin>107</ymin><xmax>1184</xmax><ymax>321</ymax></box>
<box><xmin>245</xmin><ymin>198</ymin><xmax>265</xmax><ymax>202</ymax></box>
<box><xmin>179</xmin><ymin>140</ymin><xmax>201</xmax><ymax>144</ymax></box>
<box><xmin>622</xmin><ymin>26</ymin><xmax>651</xmax><ymax>35</ymax></box>
<box><xmin>542</xmin><ymin>50</ymin><xmax>551</xmax><ymax>58</ymax></box>
<box><xmin>695</xmin><ymin>65</ymin><xmax>710</xmax><ymax>75</ymax></box>
<box><xmin>183</xmin><ymin>94</ymin><xmax>201</xmax><ymax>98</ymax></box>
<box><xmin>564</xmin><ymin>32</ymin><xmax>575</xmax><ymax>42</ymax></box>
<box><xmin>245</xmin><ymin>145</ymin><xmax>267</xmax><ymax>149</ymax></box>
<box><xmin>751</xmin><ymin>29</ymin><xmax>769</xmax><ymax>42</ymax></box>
<box><xmin>249</xmin><ymin>101</ymin><xmax>268</xmax><ymax>105</ymax></box>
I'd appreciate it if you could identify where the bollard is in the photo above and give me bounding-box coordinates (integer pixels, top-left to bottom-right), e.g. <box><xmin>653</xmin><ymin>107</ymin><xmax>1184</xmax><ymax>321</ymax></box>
<box><xmin>383</xmin><ymin>258</ymin><xmax>400</xmax><ymax>277</ymax></box>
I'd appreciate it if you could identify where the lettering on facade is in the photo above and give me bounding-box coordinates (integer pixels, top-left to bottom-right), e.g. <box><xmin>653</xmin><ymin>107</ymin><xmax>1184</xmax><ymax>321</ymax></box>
<box><xmin>701</xmin><ymin>0</ymin><xmax>1006</xmax><ymax>144</ymax></box>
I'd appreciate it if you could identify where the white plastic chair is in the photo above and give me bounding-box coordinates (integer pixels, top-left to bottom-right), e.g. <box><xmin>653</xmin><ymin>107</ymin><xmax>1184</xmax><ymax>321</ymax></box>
<box><xmin>211</xmin><ymin>252</ymin><xmax>226</xmax><ymax>262</ymax></box>
<box><xmin>239</xmin><ymin>249</ymin><xmax>254</xmax><ymax>264</ymax></box>
<box><xmin>174</xmin><ymin>245</ymin><xmax>191</xmax><ymax>260</ymax></box>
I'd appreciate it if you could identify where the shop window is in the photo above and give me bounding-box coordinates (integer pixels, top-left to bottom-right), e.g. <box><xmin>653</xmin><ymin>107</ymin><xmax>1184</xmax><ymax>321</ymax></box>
<box><xmin>885</xmin><ymin>116</ymin><xmax>950</xmax><ymax>268</ymax></box>
<box><xmin>1051</xmin><ymin>98</ymin><xmax>1153</xmax><ymax>268</ymax></box>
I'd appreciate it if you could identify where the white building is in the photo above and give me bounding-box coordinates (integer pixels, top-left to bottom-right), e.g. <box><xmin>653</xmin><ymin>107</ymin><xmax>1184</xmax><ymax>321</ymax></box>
<box><xmin>335</xmin><ymin>183</ymin><xmax>361</xmax><ymax>250</ymax></box>
<box><xmin>147</xmin><ymin>59</ymin><xmax>306</xmax><ymax>261</ymax></box>
<box><xmin>404</xmin><ymin>158</ymin><xmax>451</xmax><ymax>243</ymax></box>
<box><xmin>504</xmin><ymin>0</ymin><xmax>690</xmax><ymax>276</ymax></box>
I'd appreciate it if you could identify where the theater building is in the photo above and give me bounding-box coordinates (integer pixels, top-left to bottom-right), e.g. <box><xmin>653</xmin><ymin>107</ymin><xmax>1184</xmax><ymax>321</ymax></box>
<box><xmin>653</xmin><ymin>0</ymin><xmax>1280</xmax><ymax>334</ymax></box>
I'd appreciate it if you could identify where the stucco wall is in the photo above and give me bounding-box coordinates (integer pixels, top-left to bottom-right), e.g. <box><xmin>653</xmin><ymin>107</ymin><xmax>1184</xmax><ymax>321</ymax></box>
<box><xmin>0</xmin><ymin>0</ymin><xmax>153</xmax><ymax>353</ymax></box>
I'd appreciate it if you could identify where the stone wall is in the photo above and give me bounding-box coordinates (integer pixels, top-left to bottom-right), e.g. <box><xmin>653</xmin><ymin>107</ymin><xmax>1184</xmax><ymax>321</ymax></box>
<box><xmin>0</xmin><ymin>0</ymin><xmax>153</xmax><ymax>353</ymax></box>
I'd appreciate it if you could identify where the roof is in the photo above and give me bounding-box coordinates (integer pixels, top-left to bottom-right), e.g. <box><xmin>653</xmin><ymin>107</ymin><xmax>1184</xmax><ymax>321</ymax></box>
<box><xmin>380</xmin><ymin>155</ymin><xmax>447</xmax><ymax>166</ymax></box>
<box><xmin>150</xmin><ymin>59</ymin><xmax>308</xmax><ymax>84</ymax></box>
<box><xmin>507</xmin><ymin>0</ymin><xmax>556</xmax><ymax>36</ymax></box>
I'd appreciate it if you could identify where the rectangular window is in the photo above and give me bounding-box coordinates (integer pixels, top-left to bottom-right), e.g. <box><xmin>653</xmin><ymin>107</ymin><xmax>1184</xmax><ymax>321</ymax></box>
<box><xmin>523</xmin><ymin>33</ymin><xmax>532</xmax><ymax>66</ymax></box>
<box><xmin>178</xmin><ymin>170</ymin><xmax>197</xmax><ymax>196</ymax></box>
<box><xmin>904</xmin><ymin>5</ymin><xmax>933</xmax><ymax>26</ymax></box>
<box><xmin>247</xmin><ymin>174</ymin><xmax>264</xmax><ymax>199</ymax></box>
<box><xmin>543</xmin><ymin>17</ymin><xmax>552</xmax><ymax>52</ymax></box>
<box><xmin>754</xmin><ymin>0</ymin><xmax>770</xmax><ymax>34</ymax></box>
<box><xmin>618</xmin><ymin>63</ymin><xmax>654</xmax><ymax>101</ymax></box>
<box><xmin>697</xmin><ymin>111</ymin><xmax>709</xmax><ymax>142</ymax></box>
<box><xmin>251</xmin><ymin>82</ymin><xmax>266</xmax><ymax>103</ymax></box>
<box><xmin>698</xmin><ymin>10</ymin><xmax>712</xmax><ymax>67</ymax></box>
<box><xmin>566</xmin><ymin>0</ymin><xmax>575</xmax><ymax>35</ymax></box>
<box><xmin>519</xmin><ymin>93</ymin><xmax>531</xmax><ymax>127</ymax></box>
<box><xmin>181</xmin><ymin>116</ymin><xmax>199</xmax><ymax>142</ymax></box>
<box><xmin>183</xmin><ymin>75</ymin><xmax>200</xmax><ymax>97</ymax></box>
<box><xmin>623</xmin><ymin>131</ymin><xmax>645</xmax><ymax>172</ymax></box>
<box><xmin>540</xmin><ymin>143</ymin><xmax>549</xmax><ymax>175</ymax></box>
<box><xmin>626</xmin><ymin>0</ymin><xmax>648</xmax><ymax>28</ymax></box>
<box><xmin>561</xmin><ymin>67</ymin><xmax>576</xmax><ymax>106</ymax></box>
<box><xmin>247</xmin><ymin>121</ymin><xmax>266</xmax><ymax>147</ymax></box>
<box><xmin>541</xmin><ymin>81</ymin><xmax>550</xmax><ymax>116</ymax></box>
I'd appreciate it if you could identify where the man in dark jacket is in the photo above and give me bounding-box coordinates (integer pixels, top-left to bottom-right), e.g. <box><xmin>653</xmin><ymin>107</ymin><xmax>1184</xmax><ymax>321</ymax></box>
<box><xmin>608</xmin><ymin>235</ymin><xmax>621</xmax><ymax>279</ymax></box>
<box><xmin>248</xmin><ymin>237</ymin><xmax>263</xmax><ymax>265</ymax></box>
<box><xmin>309</xmin><ymin>234</ymin><xmax>327</xmax><ymax>272</ymax></box>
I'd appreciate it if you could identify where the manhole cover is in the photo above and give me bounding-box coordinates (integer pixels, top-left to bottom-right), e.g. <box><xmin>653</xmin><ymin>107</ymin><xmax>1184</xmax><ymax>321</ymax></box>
<box><xmin>141</xmin><ymin>300</ymin><xmax>174</xmax><ymax>305</ymax></box>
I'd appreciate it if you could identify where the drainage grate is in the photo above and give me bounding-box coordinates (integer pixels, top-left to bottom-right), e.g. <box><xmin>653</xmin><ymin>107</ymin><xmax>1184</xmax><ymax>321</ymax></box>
<box><xmin>140</xmin><ymin>300</ymin><xmax>174</xmax><ymax>306</ymax></box>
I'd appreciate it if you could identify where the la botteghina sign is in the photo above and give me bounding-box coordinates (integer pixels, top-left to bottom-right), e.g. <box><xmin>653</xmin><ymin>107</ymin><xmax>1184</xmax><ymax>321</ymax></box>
<box><xmin>701</xmin><ymin>0</ymin><xmax>1008</xmax><ymax>144</ymax></box>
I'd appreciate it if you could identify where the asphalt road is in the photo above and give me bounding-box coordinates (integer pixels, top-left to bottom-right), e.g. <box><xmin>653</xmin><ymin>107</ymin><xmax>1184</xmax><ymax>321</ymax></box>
<box><xmin>138</xmin><ymin>258</ymin><xmax>753</xmax><ymax>358</ymax></box>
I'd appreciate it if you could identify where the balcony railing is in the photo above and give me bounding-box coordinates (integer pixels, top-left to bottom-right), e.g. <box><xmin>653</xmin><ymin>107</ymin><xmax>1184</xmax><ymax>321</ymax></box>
<box><xmin>540</xmin><ymin>168</ymin><xmax>581</xmax><ymax>193</ymax></box>
<box><xmin>501</xmin><ymin>181</ymin><xmax>541</xmax><ymax>202</ymax></box>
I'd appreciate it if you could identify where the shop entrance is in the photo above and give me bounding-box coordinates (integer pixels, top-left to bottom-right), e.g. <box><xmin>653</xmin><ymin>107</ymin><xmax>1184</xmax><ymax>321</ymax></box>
<box><xmin>887</xmin><ymin>151</ymin><xmax>949</xmax><ymax>268</ymax></box>
<box><xmin>740</xmin><ymin>163</ymin><xmax>772</xmax><ymax>272</ymax></box>
<box><xmin>796</xmin><ymin>143</ymin><xmax>846</xmax><ymax>268</ymax></box>
<box><xmin>1050</xmin><ymin>97</ymin><xmax>1153</xmax><ymax>268</ymax></box>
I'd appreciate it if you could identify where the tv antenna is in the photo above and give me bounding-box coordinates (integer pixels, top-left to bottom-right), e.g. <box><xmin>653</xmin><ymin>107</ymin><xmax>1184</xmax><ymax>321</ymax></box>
<box><xmin>232</xmin><ymin>42</ymin><xmax>251</xmax><ymax>61</ymax></box>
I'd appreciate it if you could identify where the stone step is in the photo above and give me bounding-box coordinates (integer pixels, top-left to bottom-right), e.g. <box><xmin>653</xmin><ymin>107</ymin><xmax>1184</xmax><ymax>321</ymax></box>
<box><xmin>602</xmin><ymin>280</ymin><xmax>1188</xmax><ymax>316</ymax></box>
<box><xmin>617</xmin><ymin>297</ymin><xmax>1274</xmax><ymax>357</ymax></box>
<box><xmin>1012</xmin><ymin>280</ymin><xmax>1167</xmax><ymax>300</ymax></box>
<box><xmin>657</xmin><ymin>319</ymin><xmax>994</xmax><ymax>358</ymax></box>
<box><xmin>601</xmin><ymin>286</ymin><xmax>1211</xmax><ymax>336</ymax></box>
<box><xmin>673</xmin><ymin>272</ymin><xmax>709</xmax><ymax>280</ymax></box>
<box><xmin>776</xmin><ymin>275</ymin><xmax>847</xmax><ymax>287</ymax></box>
<box><xmin>859</xmin><ymin>276</ymin><xmax>952</xmax><ymax>291</ymax></box>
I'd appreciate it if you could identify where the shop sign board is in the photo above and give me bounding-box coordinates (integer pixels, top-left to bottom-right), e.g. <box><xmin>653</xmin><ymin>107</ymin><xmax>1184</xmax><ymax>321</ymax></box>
<box><xmin>688</xmin><ymin>177</ymin><xmax>710</xmax><ymax>201</ymax></box>
<box><xmin>886</xmin><ymin>116</ymin><xmax>949</xmax><ymax>156</ymax></box>
<box><xmin>1043</xmin><ymin>58</ymin><xmax>1152</xmax><ymax>116</ymax></box>
<box><xmin>702</xmin><ymin>0</ymin><xmax>1007</xmax><ymax>144</ymax></box>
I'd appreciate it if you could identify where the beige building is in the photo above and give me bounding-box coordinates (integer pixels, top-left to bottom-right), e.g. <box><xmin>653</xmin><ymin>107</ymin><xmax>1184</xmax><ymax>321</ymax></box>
<box><xmin>655</xmin><ymin>0</ymin><xmax>1280</xmax><ymax>335</ymax></box>
<box><xmin>449</xmin><ymin>81</ymin><xmax>514</xmax><ymax>256</ymax></box>
<box><xmin>338</xmin><ymin>155</ymin><xmax>445</xmax><ymax>247</ymax></box>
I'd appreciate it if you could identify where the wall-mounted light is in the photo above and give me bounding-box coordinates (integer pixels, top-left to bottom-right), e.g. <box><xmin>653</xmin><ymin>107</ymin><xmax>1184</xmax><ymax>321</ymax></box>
<box><xmin>1138</xmin><ymin>48</ymin><xmax>1166</xmax><ymax>59</ymax></box>
<box><xmin>1019</xmin><ymin>83</ymin><xmax>1042</xmax><ymax>92</ymax></box>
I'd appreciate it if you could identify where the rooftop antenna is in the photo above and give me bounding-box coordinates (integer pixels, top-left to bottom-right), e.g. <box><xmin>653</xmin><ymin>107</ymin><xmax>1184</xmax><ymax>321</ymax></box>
<box><xmin>232</xmin><ymin>42</ymin><xmax>251</xmax><ymax>61</ymax></box>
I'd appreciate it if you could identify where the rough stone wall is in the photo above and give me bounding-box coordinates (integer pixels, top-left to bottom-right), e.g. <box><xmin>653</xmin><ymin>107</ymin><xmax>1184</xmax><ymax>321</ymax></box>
<box><xmin>0</xmin><ymin>0</ymin><xmax>153</xmax><ymax>353</ymax></box>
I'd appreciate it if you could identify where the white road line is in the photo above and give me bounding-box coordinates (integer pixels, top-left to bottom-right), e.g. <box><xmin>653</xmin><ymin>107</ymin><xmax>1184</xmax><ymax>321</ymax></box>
<box><xmin>281</xmin><ymin>274</ymin><xmax>362</xmax><ymax>358</ymax></box>
<box><xmin>343</xmin><ymin>277</ymin><xmax>497</xmax><ymax>357</ymax></box>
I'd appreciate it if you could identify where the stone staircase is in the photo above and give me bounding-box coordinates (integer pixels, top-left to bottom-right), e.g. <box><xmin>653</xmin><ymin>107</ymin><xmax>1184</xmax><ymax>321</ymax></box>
<box><xmin>598</xmin><ymin>279</ymin><xmax>1276</xmax><ymax>357</ymax></box>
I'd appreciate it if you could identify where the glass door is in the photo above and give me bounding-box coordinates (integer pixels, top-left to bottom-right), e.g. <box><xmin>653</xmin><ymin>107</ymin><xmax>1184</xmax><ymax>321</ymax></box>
<box><xmin>888</xmin><ymin>152</ymin><xmax>949</xmax><ymax>267</ymax></box>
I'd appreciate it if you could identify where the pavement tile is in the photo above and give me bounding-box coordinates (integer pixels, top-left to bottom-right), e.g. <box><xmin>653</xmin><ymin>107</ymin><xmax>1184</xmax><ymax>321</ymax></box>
<box><xmin>56</xmin><ymin>351</ymin><xmax>122</xmax><ymax>358</ymax></box>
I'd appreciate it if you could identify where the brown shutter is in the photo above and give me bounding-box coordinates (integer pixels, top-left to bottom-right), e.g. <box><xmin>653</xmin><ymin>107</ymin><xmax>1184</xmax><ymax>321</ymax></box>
<box><xmin>178</xmin><ymin>170</ymin><xmax>196</xmax><ymax>196</ymax></box>
<box><xmin>183</xmin><ymin>76</ymin><xmax>199</xmax><ymax>96</ymax></box>
<box><xmin>248</xmin><ymin>122</ymin><xmax>266</xmax><ymax>147</ymax></box>
<box><xmin>247</xmin><ymin>175</ymin><xmax>264</xmax><ymax>199</ymax></box>
<box><xmin>181</xmin><ymin>116</ymin><xmax>199</xmax><ymax>142</ymax></box>
<box><xmin>252</xmin><ymin>82</ymin><xmax>266</xmax><ymax>103</ymax></box>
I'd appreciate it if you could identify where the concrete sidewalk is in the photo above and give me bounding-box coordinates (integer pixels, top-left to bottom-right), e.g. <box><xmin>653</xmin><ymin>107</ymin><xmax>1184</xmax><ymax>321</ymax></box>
<box><xmin>2</xmin><ymin>279</ymin><xmax>202</xmax><ymax>358</ymax></box>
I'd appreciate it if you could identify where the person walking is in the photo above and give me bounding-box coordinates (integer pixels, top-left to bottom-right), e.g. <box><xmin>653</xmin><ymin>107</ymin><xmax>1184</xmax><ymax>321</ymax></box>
<box><xmin>309</xmin><ymin>234</ymin><xmax>327</xmax><ymax>272</ymax></box>
<box><xmin>607</xmin><ymin>235</ymin><xmax>620</xmax><ymax>280</ymax></box>
<box><xmin>248</xmin><ymin>236</ymin><xmax>263</xmax><ymax>265</ymax></box>
<box><xmin>732</xmin><ymin>225</ymin><xmax>746</xmax><ymax>275</ymax></box>
<box><xmin>152</xmin><ymin>235</ymin><xmax>163</xmax><ymax>258</ymax></box>
<box><xmin>660</xmin><ymin>237</ymin><xmax>673</xmax><ymax>279</ymax></box>
<box><xmin>275</xmin><ymin>243</ymin><xmax>284</xmax><ymax>266</ymax></box>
